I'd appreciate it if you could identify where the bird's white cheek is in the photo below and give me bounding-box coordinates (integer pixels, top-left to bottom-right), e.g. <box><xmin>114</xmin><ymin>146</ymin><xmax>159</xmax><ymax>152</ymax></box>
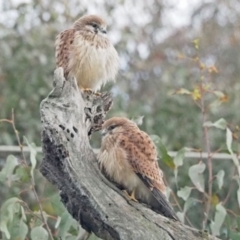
<box><xmin>98</xmin><ymin>32</ymin><xmax>108</xmax><ymax>38</ymax></box>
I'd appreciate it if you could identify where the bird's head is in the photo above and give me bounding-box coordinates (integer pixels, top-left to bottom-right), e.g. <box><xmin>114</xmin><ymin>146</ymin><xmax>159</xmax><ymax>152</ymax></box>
<box><xmin>101</xmin><ymin>117</ymin><xmax>137</xmax><ymax>137</ymax></box>
<box><xmin>73</xmin><ymin>15</ymin><xmax>107</xmax><ymax>36</ymax></box>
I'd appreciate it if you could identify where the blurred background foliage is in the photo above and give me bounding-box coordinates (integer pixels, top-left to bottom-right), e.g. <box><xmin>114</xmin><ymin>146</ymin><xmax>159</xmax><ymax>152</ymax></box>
<box><xmin>0</xmin><ymin>0</ymin><xmax>240</xmax><ymax>239</ymax></box>
<box><xmin>1</xmin><ymin>0</ymin><xmax>239</xmax><ymax>149</ymax></box>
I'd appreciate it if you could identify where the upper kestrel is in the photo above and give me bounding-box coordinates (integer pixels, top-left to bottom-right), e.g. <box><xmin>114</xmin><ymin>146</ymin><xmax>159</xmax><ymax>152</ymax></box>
<box><xmin>98</xmin><ymin>117</ymin><xmax>178</xmax><ymax>220</ymax></box>
<box><xmin>55</xmin><ymin>15</ymin><xmax>119</xmax><ymax>91</ymax></box>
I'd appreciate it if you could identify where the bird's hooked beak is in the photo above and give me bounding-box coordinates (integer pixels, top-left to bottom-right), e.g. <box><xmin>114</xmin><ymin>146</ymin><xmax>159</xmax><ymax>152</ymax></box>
<box><xmin>101</xmin><ymin>128</ymin><xmax>107</xmax><ymax>136</ymax></box>
<box><xmin>100</xmin><ymin>27</ymin><xmax>107</xmax><ymax>34</ymax></box>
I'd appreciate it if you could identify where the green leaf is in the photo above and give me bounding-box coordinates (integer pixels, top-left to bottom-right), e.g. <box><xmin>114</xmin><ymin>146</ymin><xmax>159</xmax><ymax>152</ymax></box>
<box><xmin>173</xmin><ymin>148</ymin><xmax>186</xmax><ymax>167</ymax></box>
<box><xmin>237</xmin><ymin>187</ymin><xmax>240</xmax><ymax>209</ymax></box>
<box><xmin>226</xmin><ymin>128</ymin><xmax>233</xmax><ymax>153</ymax></box>
<box><xmin>210</xmin><ymin>203</ymin><xmax>227</xmax><ymax>236</ymax></box>
<box><xmin>0</xmin><ymin>221</ymin><xmax>10</xmax><ymax>239</ymax></box>
<box><xmin>8</xmin><ymin>218</ymin><xmax>28</xmax><ymax>240</ymax></box>
<box><xmin>234</xmin><ymin>175</ymin><xmax>240</xmax><ymax>187</ymax></box>
<box><xmin>227</xmin><ymin>215</ymin><xmax>240</xmax><ymax>240</ymax></box>
<box><xmin>188</xmin><ymin>162</ymin><xmax>205</xmax><ymax>192</ymax></box>
<box><xmin>183</xmin><ymin>197</ymin><xmax>196</xmax><ymax>213</ymax></box>
<box><xmin>216</xmin><ymin>170</ymin><xmax>225</xmax><ymax>190</ymax></box>
<box><xmin>237</xmin><ymin>216</ymin><xmax>240</xmax><ymax>233</ymax></box>
<box><xmin>151</xmin><ymin>135</ymin><xmax>175</xmax><ymax>169</ymax></box>
<box><xmin>58</xmin><ymin>211</ymin><xmax>76</xmax><ymax>238</ymax></box>
<box><xmin>177</xmin><ymin>187</ymin><xmax>192</xmax><ymax>201</ymax></box>
<box><xmin>165</xmin><ymin>187</ymin><xmax>172</xmax><ymax>201</ymax></box>
<box><xmin>0</xmin><ymin>155</ymin><xmax>19</xmax><ymax>183</ymax></box>
<box><xmin>55</xmin><ymin>216</ymin><xmax>61</xmax><ymax>229</ymax></box>
<box><xmin>150</xmin><ymin>134</ymin><xmax>161</xmax><ymax>146</ymax></box>
<box><xmin>176</xmin><ymin>212</ymin><xmax>185</xmax><ymax>223</ymax></box>
<box><xmin>31</xmin><ymin>226</ymin><xmax>48</xmax><ymax>240</ymax></box>
<box><xmin>203</xmin><ymin>118</ymin><xmax>227</xmax><ymax>130</ymax></box>
<box><xmin>173</xmin><ymin>148</ymin><xmax>190</xmax><ymax>187</ymax></box>
<box><xmin>209</xmin><ymin>99</ymin><xmax>222</xmax><ymax>109</ymax></box>
<box><xmin>1</xmin><ymin>197</ymin><xmax>21</xmax><ymax>222</ymax></box>
<box><xmin>24</xmin><ymin>137</ymin><xmax>37</xmax><ymax>179</ymax></box>
<box><xmin>16</xmin><ymin>166</ymin><xmax>30</xmax><ymax>182</ymax></box>
<box><xmin>20</xmin><ymin>206</ymin><xmax>27</xmax><ymax>222</ymax></box>
<box><xmin>66</xmin><ymin>236</ymin><xmax>79</xmax><ymax>240</ymax></box>
<box><xmin>174</xmin><ymin>88</ymin><xmax>191</xmax><ymax>95</ymax></box>
<box><xmin>229</xmin><ymin>231</ymin><xmax>240</xmax><ymax>240</ymax></box>
<box><xmin>213</xmin><ymin>91</ymin><xmax>225</xmax><ymax>98</ymax></box>
<box><xmin>226</xmin><ymin>128</ymin><xmax>239</xmax><ymax>167</ymax></box>
<box><xmin>0</xmin><ymin>197</ymin><xmax>22</xmax><ymax>239</ymax></box>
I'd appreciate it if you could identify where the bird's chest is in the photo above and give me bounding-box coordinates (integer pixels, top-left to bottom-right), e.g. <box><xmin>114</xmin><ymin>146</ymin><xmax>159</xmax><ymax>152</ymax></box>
<box><xmin>81</xmin><ymin>43</ymin><xmax>107</xmax><ymax>69</ymax></box>
<box><xmin>99</xmin><ymin>147</ymin><xmax>140</xmax><ymax>191</ymax></box>
<box><xmin>71</xmin><ymin>39</ymin><xmax>109</xmax><ymax>89</ymax></box>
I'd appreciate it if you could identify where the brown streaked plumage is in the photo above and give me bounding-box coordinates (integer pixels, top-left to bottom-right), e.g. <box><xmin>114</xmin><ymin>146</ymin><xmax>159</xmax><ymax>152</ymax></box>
<box><xmin>98</xmin><ymin>117</ymin><xmax>178</xmax><ymax>220</ymax></box>
<box><xmin>55</xmin><ymin>15</ymin><xmax>119</xmax><ymax>91</ymax></box>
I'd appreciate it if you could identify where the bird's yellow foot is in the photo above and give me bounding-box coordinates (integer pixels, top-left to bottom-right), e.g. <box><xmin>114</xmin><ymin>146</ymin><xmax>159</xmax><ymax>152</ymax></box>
<box><xmin>82</xmin><ymin>88</ymin><xmax>101</xmax><ymax>96</ymax></box>
<box><xmin>82</xmin><ymin>88</ymin><xmax>93</xmax><ymax>94</ymax></box>
<box><xmin>95</xmin><ymin>91</ymin><xmax>102</xmax><ymax>96</ymax></box>
<box><xmin>122</xmin><ymin>189</ymin><xmax>138</xmax><ymax>202</ymax></box>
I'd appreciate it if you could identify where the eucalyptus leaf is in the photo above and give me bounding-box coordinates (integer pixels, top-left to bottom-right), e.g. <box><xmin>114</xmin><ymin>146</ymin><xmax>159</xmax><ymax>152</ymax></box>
<box><xmin>183</xmin><ymin>197</ymin><xmax>196</xmax><ymax>213</ymax></box>
<box><xmin>203</xmin><ymin>118</ymin><xmax>227</xmax><ymax>130</ymax></box>
<box><xmin>24</xmin><ymin>137</ymin><xmax>37</xmax><ymax>179</ymax></box>
<box><xmin>0</xmin><ymin>221</ymin><xmax>10</xmax><ymax>239</ymax></box>
<box><xmin>213</xmin><ymin>91</ymin><xmax>225</xmax><ymax>98</ymax></box>
<box><xmin>0</xmin><ymin>155</ymin><xmax>18</xmax><ymax>183</ymax></box>
<box><xmin>55</xmin><ymin>216</ymin><xmax>61</xmax><ymax>229</ymax></box>
<box><xmin>226</xmin><ymin>128</ymin><xmax>233</xmax><ymax>154</ymax></box>
<box><xmin>173</xmin><ymin>148</ymin><xmax>187</xmax><ymax>184</ymax></box>
<box><xmin>66</xmin><ymin>236</ymin><xmax>79</xmax><ymax>240</ymax></box>
<box><xmin>176</xmin><ymin>212</ymin><xmax>185</xmax><ymax>223</ymax></box>
<box><xmin>177</xmin><ymin>186</ymin><xmax>192</xmax><ymax>201</ymax></box>
<box><xmin>150</xmin><ymin>135</ymin><xmax>175</xmax><ymax>169</ymax></box>
<box><xmin>216</xmin><ymin>170</ymin><xmax>225</xmax><ymax>190</ymax></box>
<box><xmin>30</xmin><ymin>226</ymin><xmax>48</xmax><ymax>240</ymax></box>
<box><xmin>8</xmin><ymin>218</ymin><xmax>28</xmax><ymax>240</ymax></box>
<box><xmin>58</xmin><ymin>211</ymin><xmax>76</xmax><ymax>238</ymax></box>
<box><xmin>188</xmin><ymin>162</ymin><xmax>205</xmax><ymax>192</ymax></box>
<box><xmin>210</xmin><ymin>203</ymin><xmax>227</xmax><ymax>236</ymax></box>
<box><xmin>20</xmin><ymin>206</ymin><xmax>27</xmax><ymax>222</ymax></box>
<box><xmin>16</xmin><ymin>166</ymin><xmax>30</xmax><ymax>183</ymax></box>
<box><xmin>175</xmin><ymin>88</ymin><xmax>191</xmax><ymax>95</ymax></box>
<box><xmin>165</xmin><ymin>187</ymin><xmax>172</xmax><ymax>201</ymax></box>
<box><xmin>237</xmin><ymin>187</ymin><xmax>240</xmax><ymax>209</ymax></box>
<box><xmin>1</xmin><ymin>197</ymin><xmax>21</xmax><ymax>223</ymax></box>
<box><xmin>0</xmin><ymin>197</ymin><xmax>22</xmax><ymax>239</ymax></box>
<box><xmin>173</xmin><ymin>148</ymin><xmax>186</xmax><ymax>167</ymax></box>
<box><xmin>226</xmin><ymin>128</ymin><xmax>239</xmax><ymax>167</ymax></box>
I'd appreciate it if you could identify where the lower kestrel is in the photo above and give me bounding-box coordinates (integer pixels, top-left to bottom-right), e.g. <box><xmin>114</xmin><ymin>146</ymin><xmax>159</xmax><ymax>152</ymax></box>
<box><xmin>55</xmin><ymin>15</ymin><xmax>119</xmax><ymax>91</ymax></box>
<box><xmin>98</xmin><ymin>117</ymin><xmax>178</xmax><ymax>220</ymax></box>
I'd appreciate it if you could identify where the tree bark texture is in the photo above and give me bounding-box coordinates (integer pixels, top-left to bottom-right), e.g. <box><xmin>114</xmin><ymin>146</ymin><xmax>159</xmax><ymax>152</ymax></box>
<box><xmin>40</xmin><ymin>68</ymin><xmax>219</xmax><ymax>240</ymax></box>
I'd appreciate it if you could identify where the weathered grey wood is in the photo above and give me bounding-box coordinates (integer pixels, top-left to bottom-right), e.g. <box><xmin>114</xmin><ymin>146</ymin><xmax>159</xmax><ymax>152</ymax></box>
<box><xmin>40</xmin><ymin>67</ymin><xmax>219</xmax><ymax>240</ymax></box>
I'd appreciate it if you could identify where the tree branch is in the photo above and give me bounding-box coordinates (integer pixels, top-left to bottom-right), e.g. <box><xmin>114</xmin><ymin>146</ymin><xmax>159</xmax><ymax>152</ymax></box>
<box><xmin>39</xmin><ymin>67</ymin><xmax>219</xmax><ymax>240</ymax></box>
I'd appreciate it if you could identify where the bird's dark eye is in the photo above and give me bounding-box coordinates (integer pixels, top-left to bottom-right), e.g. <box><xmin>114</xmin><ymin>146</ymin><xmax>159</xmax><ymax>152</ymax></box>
<box><xmin>92</xmin><ymin>23</ymin><xmax>98</xmax><ymax>28</ymax></box>
<box><xmin>108</xmin><ymin>125</ymin><xmax>116</xmax><ymax>131</ymax></box>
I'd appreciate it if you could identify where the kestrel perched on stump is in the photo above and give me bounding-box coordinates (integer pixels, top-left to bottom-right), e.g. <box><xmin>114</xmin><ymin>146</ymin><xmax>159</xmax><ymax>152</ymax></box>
<box><xmin>98</xmin><ymin>117</ymin><xmax>178</xmax><ymax>220</ymax></box>
<box><xmin>55</xmin><ymin>15</ymin><xmax>119</xmax><ymax>91</ymax></box>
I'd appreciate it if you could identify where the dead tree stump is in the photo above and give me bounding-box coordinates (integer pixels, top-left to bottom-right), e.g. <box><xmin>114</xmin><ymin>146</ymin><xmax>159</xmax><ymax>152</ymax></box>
<box><xmin>40</xmin><ymin>67</ymin><xmax>219</xmax><ymax>240</ymax></box>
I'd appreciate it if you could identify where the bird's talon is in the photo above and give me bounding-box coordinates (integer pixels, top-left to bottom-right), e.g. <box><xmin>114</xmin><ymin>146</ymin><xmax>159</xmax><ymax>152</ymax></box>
<box><xmin>82</xmin><ymin>88</ymin><xmax>93</xmax><ymax>94</ymax></box>
<box><xmin>95</xmin><ymin>91</ymin><xmax>102</xmax><ymax>96</ymax></box>
<box><xmin>82</xmin><ymin>89</ymin><xmax>102</xmax><ymax>96</ymax></box>
<box><xmin>122</xmin><ymin>190</ymin><xmax>138</xmax><ymax>202</ymax></box>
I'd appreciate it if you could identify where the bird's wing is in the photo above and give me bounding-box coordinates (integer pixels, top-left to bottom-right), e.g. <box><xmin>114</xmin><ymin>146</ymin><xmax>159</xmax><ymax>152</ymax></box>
<box><xmin>119</xmin><ymin>129</ymin><xmax>178</xmax><ymax>220</ymax></box>
<box><xmin>55</xmin><ymin>29</ymin><xmax>75</xmax><ymax>77</ymax></box>
<box><xmin>136</xmin><ymin>172</ymin><xmax>178</xmax><ymax>220</ymax></box>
